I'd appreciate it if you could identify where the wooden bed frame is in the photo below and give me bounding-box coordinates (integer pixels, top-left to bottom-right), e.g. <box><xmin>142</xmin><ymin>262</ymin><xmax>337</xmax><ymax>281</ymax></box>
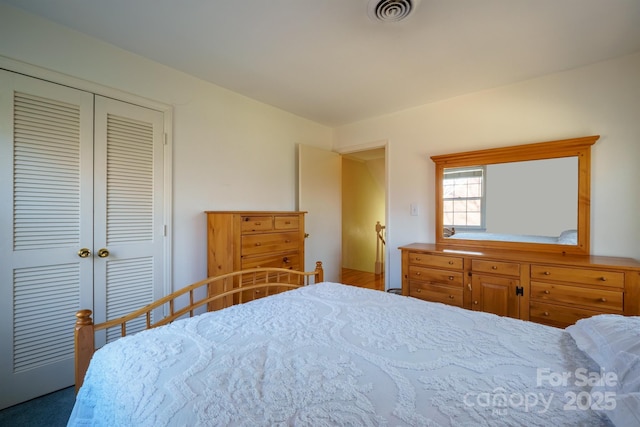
<box><xmin>74</xmin><ymin>262</ymin><xmax>324</xmax><ymax>392</ymax></box>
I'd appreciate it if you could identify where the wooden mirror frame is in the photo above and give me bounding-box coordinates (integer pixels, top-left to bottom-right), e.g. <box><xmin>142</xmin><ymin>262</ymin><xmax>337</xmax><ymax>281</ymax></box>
<box><xmin>431</xmin><ymin>135</ymin><xmax>599</xmax><ymax>255</ymax></box>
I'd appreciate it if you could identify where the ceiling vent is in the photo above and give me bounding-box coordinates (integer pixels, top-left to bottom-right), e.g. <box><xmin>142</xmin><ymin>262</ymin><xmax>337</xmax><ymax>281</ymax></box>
<box><xmin>367</xmin><ymin>0</ymin><xmax>418</xmax><ymax>23</ymax></box>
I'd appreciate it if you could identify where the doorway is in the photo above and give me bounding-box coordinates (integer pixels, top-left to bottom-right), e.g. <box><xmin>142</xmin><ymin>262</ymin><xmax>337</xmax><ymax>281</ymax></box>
<box><xmin>340</xmin><ymin>148</ymin><xmax>386</xmax><ymax>291</ymax></box>
<box><xmin>298</xmin><ymin>143</ymin><xmax>387</xmax><ymax>289</ymax></box>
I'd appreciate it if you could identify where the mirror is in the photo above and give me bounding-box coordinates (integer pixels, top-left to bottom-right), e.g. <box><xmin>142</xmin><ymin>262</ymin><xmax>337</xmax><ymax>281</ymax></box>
<box><xmin>431</xmin><ymin>135</ymin><xmax>599</xmax><ymax>255</ymax></box>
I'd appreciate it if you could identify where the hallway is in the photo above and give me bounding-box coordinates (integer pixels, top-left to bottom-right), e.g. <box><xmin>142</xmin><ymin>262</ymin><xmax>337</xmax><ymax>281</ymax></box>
<box><xmin>341</xmin><ymin>268</ymin><xmax>385</xmax><ymax>291</ymax></box>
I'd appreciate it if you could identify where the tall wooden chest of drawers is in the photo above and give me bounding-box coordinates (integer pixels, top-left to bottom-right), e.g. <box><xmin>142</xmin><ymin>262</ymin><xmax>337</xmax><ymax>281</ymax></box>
<box><xmin>206</xmin><ymin>211</ymin><xmax>306</xmax><ymax>305</ymax></box>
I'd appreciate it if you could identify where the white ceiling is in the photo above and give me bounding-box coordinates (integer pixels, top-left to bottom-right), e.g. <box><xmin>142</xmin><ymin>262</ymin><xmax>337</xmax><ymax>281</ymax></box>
<box><xmin>4</xmin><ymin>0</ymin><xmax>640</xmax><ymax>127</ymax></box>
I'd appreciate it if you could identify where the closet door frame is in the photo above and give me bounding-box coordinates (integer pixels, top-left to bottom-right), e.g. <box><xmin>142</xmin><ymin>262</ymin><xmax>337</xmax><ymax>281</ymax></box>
<box><xmin>0</xmin><ymin>55</ymin><xmax>173</xmax><ymax>301</ymax></box>
<box><xmin>0</xmin><ymin>56</ymin><xmax>173</xmax><ymax>408</ymax></box>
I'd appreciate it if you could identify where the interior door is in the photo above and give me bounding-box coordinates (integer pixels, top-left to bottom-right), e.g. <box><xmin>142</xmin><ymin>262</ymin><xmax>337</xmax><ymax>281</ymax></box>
<box><xmin>92</xmin><ymin>97</ymin><xmax>166</xmax><ymax>345</ymax></box>
<box><xmin>0</xmin><ymin>71</ymin><xmax>95</xmax><ymax>409</ymax></box>
<box><xmin>298</xmin><ymin>144</ymin><xmax>342</xmax><ymax>282</ymax></box>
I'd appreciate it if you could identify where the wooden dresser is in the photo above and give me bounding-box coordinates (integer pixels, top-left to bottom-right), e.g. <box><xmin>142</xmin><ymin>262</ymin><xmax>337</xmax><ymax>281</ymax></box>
<box><xmin>206</xmin><ymin>211</ymin><xmax>306</xmax><ymax>305</ymax></box>
<box><xmin>400</xmin><ymin>243</ymin><xmax>640</xmax><ymax>328</ymax></box>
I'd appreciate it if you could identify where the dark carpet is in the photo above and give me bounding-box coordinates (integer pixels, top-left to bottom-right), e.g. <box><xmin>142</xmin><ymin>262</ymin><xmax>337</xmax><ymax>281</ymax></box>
<box><xmin>0</xmin><ymin>387</ymin><xmax>75</xmax><ymax>427</ymax></box>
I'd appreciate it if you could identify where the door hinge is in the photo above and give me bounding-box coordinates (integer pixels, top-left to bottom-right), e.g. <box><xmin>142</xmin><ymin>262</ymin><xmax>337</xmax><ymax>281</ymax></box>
<box><xmin>515</xmin><ymin>286</ymin><xmax>524</xmax><ymax>296</ymax></box>
<box><xmin>164</xmin><ymin>133</ymin><xmax>168</xmax><ymax>145</ymax></box>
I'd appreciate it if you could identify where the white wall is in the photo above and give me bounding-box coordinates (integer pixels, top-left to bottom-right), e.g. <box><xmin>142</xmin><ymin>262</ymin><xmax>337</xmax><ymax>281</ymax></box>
<box><xmin>335</xmin><ymin>52</ymin><xmax>640</xmax><ymax>287</ymax></box>
<box><xmin>3</xmin><ymin>4</ymin><xmax>639</xmax><ymax>293</ymax></box>
<box><xmin>0</xmin><ymin>4</ymin><xmax>333</xmax><ymax>290</ymax></box>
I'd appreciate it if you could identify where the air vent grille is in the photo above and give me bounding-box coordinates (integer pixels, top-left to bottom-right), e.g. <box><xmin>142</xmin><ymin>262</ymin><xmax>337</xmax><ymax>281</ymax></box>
<box><xmin>368</xmin><ymin>0</ymin><xmax>415</xmax><ymax>22</ymax></box>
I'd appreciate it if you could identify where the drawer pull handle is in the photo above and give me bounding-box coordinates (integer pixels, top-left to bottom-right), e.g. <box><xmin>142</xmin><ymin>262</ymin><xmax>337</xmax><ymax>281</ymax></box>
<box><xmin>544</xmin><ymin>290</ymin><xmax>550</xmax><ymax>294</ymax></box>
<box><xmin>544</xmin><ymin>311</ymin><xmax>550</xmax><ymax>316</ymax></box>
<box><xmin>449</xmin><ymin>295</ymin><xmax>455</xmax><ymax>299</ymax></box>
<box><xmin>283</xmin><ymin>257</ymin><xmax>290</xmax><ymax>263</ymax></box>
<box><xmin>416</xmin><ymin>289</ymin><xmax>422</xmax><ymax>293</ymax></box>
<box><xmin>600</xmin><ymin>297</ymin><xmax>608</xmax><ymax>302</ymax></box>
<box><xmin>255</xmin><ymin>242</ymin><xmax>262</xmax><ymax>246</ymax></box>
<box><xmin>544</xmin><ymin>271</ymin><xmax>551</xmax><ymax>275</ymax></box>
<box><xmin>473</xmin><ymin>300</ymin><xmax>478</xmax><ymax>305</ymax></box>
<box><xmin>467</xmin><ymin>283</ymin><xmax>472</xmax><ymax>291</ymax></box>
<box><xmin>415</xmin><ymin>272</ymin><xmax>421</xmax><ymax>276</ymax></box>
<box><xmin>600</xmin><ymin>277</ymin><xmax>607</xmax><ymax>282</ymax></box>
<box><xmin>255</xmin><ymin>290</ymin><xmax>261</xmax><ymax>294</ymax></box>
<box><xmin>491</xmin><ymin>265</ymin><xmax>497</xmax><ymax>270</ymax></box>
<box><xmin>448</xmin><ymin>276</ymin><xmax>454</xmax><ymax>281</ymax></box>
<box><xmin>284</xmin><ymin>239</ymin><xmax>291</xmax><ymax>243</ymax></box>
<box><xmin>448</xmin><ymin>261</ymin><xmax>454</xmax><ymax>265</ymax></box>
<box><xmin>415</xmin><ymin>257</ymin><xmax>421</xmax><ymax>261</ymax></box>
<box><xmin>284</xmin><ymin>221</ymin><xmax>291</xmax><ymax>224</ymax></box>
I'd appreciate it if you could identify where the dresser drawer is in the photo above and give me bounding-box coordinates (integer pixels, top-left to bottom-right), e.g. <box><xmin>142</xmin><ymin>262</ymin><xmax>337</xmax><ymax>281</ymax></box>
<box><xmin>241</xmin><ymin>232</ymin><xmax>300</xmax><ymax>256</ymax></box>
<box><xmin>239</xmin><ymin>253</ymin><xmax>301</xmax><ymax>292</ymax></box>
<box><xmin>274</xmin><ymin>215</ymin><xmax>300</xmax><ymax>230</ymax></box>
<box><xmin>408</xmin><ymin>252</ymin><xmax>463</xmax><ymax>269</ymax></box>
<box><xmin>241</xmin><ymin>216</ymin><xmax>274</xmax><ymax>233</ymax></box>
<box><xmin>408</xmin><ymin>266</ymin><xmax>463</xmax><ymax>287</ymax></box>
<box><xmin>241</xmin><ymin>252</ymin><xmax>300</xmax><ymax>270</ymax></box>
<box><xmin>529</xmin><ymin>301</ymin><xmax>604</xmax><ymax>328</ymax></box>
<box><xmin>472</xmin><ymin>259</ymin><xmax>520</xmax><ymax>277</ymax></box>
<box><xmin>409</xmin><ymin>281</ymin><xmax>463</xmax><ymax>307</ymax></box>
<box><xmin>531</xmin><ymin>265</ymin><xmax>624</xmax><ymax>288</ymax></box>
<box><xmin>238</xmin><ymin>284</ymin><xmax>291</xmax><ymax>304</ymax></box>
<box><xmin>530</xmin><ymin>281</ymin><xmax>623</xmax><ymax>312</ymax></box>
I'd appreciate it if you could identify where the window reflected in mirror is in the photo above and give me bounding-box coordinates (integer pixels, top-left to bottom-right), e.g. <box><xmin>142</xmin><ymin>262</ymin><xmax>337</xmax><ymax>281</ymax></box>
<box><xmin>443</xmin><ymin>166</ymin><xmax>485</xmax><ymax>232</ymax></box>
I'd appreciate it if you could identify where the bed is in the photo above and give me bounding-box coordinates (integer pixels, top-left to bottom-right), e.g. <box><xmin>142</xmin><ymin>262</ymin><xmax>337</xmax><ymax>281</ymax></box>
<box><xmin>68</xmin><ymin>262</ymin><xmax>639</xmax><ymax>426</ymax></box>
<box><xmin>446</xmin><ymin>229</ymin><xmax>578</xmax><ymax>245</ymax></box>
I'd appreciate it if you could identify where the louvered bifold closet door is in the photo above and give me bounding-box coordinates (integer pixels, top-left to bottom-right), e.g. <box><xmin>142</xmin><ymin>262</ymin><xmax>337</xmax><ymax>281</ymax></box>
<box><xmin>0</xmin><ymin>71</ymin><xmax>94</xmax><ymax>409</ymax></box>
<box><xmin>92</xmin><ymin>96</ymin><xmax>165</xmax><ymax>346</ymax></box>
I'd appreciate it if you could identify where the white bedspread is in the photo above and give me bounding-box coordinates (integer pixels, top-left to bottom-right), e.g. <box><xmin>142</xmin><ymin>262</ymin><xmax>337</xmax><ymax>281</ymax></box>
<box><xmin>448</xmin><ymin>232</ymin><xmax>558</xmax><ymax>243</ymax></box>
<box><xmin>68</xmin><ymin>283</ymin><xmax>612</xmax><ymax>426</ymax></box>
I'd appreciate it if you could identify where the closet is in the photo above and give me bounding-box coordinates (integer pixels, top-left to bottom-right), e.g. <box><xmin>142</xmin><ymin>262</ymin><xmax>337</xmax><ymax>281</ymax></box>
<box><xmin>0</xmin><ymin>70</ymin><xmax>169</xmax><ymax>409</ymax></box>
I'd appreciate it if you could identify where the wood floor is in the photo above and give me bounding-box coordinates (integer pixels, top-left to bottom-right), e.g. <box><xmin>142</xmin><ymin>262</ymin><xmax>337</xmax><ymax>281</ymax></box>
<box><xmin>341</xmin><ymin>268</ymin><xmax>385</xmax><ymax>291</ymax></box>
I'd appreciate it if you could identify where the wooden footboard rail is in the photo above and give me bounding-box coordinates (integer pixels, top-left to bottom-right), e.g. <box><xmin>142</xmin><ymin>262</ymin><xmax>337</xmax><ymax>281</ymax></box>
<box><xmin>74</xmin><ymin>261</ymin><xmax>323</xmax><ymax>392</ymax></box>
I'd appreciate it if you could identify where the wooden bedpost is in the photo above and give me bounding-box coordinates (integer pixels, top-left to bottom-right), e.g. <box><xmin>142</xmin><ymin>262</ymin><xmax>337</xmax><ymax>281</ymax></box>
<box><xmin>75</xmin><ymin>309</ymin><xmax>95</xmax><ymax>394</ymax></box>
<box><xmin>315</xmin><ymin>261</ymin><xmax>324</xmax><ymax>283</ymax></box>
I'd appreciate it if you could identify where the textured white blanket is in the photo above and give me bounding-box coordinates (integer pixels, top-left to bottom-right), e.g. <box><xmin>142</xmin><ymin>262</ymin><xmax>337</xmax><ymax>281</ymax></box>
<box><xmin>68</xmin><ymin>282</ymin><xmax>611</xmax><ymax>426</ymax></box>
